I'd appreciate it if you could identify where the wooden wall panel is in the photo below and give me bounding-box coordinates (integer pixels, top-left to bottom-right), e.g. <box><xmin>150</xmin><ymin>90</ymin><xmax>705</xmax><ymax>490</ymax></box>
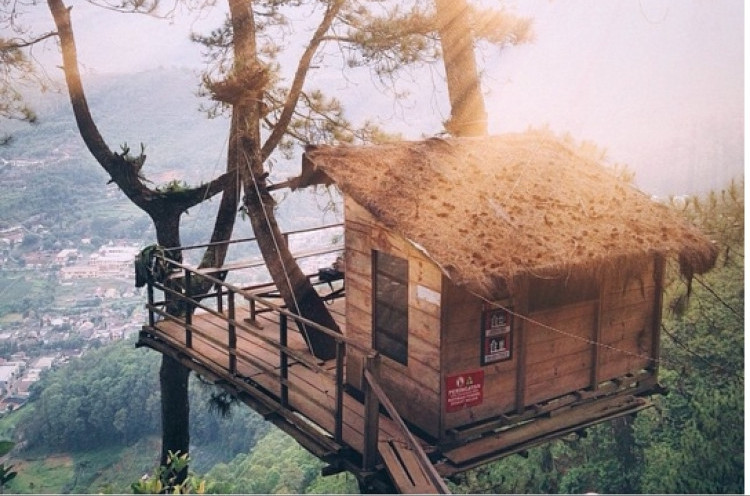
<box><xmin>523</xmin><ymin>302</ymin><xmax>595</xmax><ymax>405</ymax></box>
<box><xmin>443</xmin><ymin>334</ymin><xmax>519</xmax><ymax>374</ymax></box>
<box><xmin>601</xmin><ymin>311</ymin><xmax>652</xmax><ymax>345</ymax></box>
<box><xmin>526</xmin><ymin>368</ymin><xmax>591</xmax><ymax>405</ymax></box>
<box><xmin>525</xmin><ymin>347</ymin><xmax>592</xmax><ymax>386</ymax></box>
<box><xmin>342</xmin><ymin>196</ymin><xmax>442</xmax><ymax>436</ymax></box>
<box><xmin>379</xmin><ymin>363</ymin><xmax>442</xmax><ymax>436</ymax></box>
<box><xmin>526</xmin><ymin>301</ymin><xmax>597</xmax><ymax>344</ymax></box>
<box><xmin>409</xmin><ymin>254</ymin><xmax>443</xmax><ymax>292</ymax></box>
<box><xmin>444</xmin><ymin>376</ymin><xmax>517</xmax><ymax>429</ymax></box>
<box><xmin>410</xmin><ymin>305</ymin><xmax>441</xmax><ymax>345</ymax></box>
<box><xmin>346</xmin><ymin>250</ymin><xmax>371</xmax><ymax>280</ymax></box>
<box><xmin>526</xmin><ymin>337</ymin><xmax>591</xmax><ymax>366</ymax></box>
<box><xmin>597</xmin><ymin>257</ymin><xmax>658</xmax><ymax>381</ymax></box>
<box><xmin>441</xmin><ymin>277</ymin><xmax>519</xmax><ymax>432</ymax></box>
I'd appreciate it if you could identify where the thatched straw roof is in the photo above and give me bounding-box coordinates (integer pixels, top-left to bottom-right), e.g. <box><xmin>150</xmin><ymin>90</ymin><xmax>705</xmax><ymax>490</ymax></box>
<box><xmin>302</xmin><ymin>131</ymin><xmax>717</xmax><ymax>299</ymax></box>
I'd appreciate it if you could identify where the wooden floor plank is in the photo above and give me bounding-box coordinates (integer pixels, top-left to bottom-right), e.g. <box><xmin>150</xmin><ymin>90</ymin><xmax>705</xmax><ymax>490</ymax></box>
<box><xmin>441</xmin><ymin>394</ymin><xmax>648</xmax><ymax>466</ymax></box>
<box><xmin>150</xmin><ymin>297</ymin><xmax>414</xmax><ymax>459</ymax></box>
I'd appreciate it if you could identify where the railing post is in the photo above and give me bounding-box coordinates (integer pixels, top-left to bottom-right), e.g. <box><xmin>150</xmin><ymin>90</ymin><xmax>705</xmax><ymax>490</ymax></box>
<box><xmin>280</xmin><ymin>313</ymin><xmax>289</xmax><ymax>408</ymax></box>
<box><xmin>362</xmin><ymin>353</ymin><xmax>380</xmax><ymax>471</ymax></box>
<box><xmin>147</xmin><ymin>281</ymin><xmax>155</xmax><ymax>327</ymax></box>
<box><xmin>216</xmin><ymin>284</ymin><xmax>224</xmax><ymax>314</ymax></box>
<box><xmin>184</xmin><ymin>268</ymin><xmax>192</xmax><ymax>349</ymax></box>
<box><xmin>249</xmin><ymin>298</ymin><xmax>257</xmax><ymax>323</ymax></box>
<box><xmin>334</xmin><ymin>341</ymin><xmax>345</xmax><ymax>443</ymax></box>
<box><xmin>228</xmin><ymin>290</ymin><xmax>236</xmax><ymax>374</ymax></box>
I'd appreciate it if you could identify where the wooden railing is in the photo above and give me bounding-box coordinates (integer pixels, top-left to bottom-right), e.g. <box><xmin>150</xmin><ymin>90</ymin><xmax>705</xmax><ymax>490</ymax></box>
<box><xmin>142</xmin><ymin>227</ymin><xmax>447</xmax><ymax>491</ymax></box>
<box><xmin>145</xmin><ymin>254</ymin><xmax>357</xmax><ymax>449</ymax></box>
<box><xmin>362</xmin><ymin>355</ymin><xmax>450</xmax><ymax>493</ymax></box>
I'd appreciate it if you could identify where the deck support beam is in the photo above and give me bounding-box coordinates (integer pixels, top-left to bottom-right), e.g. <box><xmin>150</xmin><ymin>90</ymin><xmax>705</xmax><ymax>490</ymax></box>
<box><xmin>335</xmin><ymin>341</ymin><xmax>345</xmax><ymax>443</ymax></box>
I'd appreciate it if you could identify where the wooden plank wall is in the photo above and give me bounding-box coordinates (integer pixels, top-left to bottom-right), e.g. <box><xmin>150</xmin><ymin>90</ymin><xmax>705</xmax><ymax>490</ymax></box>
<box><xmin>525</xmin><ymin>300</ymin><xmax>597</xmax><ymax>405</ymax></box>
<box><xmin>442</xmin><ymin>255</ymin><xmax>660</xmax><ymax>428</ymax></box>
<box><xmin>343</xmin><ymin>198</ymin><xmax>443</xmax><ymax>438</ymax></box>
<box><xmin>524</xmin><ymin>256</ymin><xmax>658</xmax><ymax>406</ymax></box>
<box><xmin>441</xmin><ymin>279</ymin><xmax>517</xmax><ymax>432</ymax></box>
<box><xmin>598</xmin><ymin>257</ymin><xmax>658</xmax><ymax>380</ymax></box>
<box><xmin>342</xmin><ymin>195</ymin><xmax>661</xmax><ymax>439</ymax></box>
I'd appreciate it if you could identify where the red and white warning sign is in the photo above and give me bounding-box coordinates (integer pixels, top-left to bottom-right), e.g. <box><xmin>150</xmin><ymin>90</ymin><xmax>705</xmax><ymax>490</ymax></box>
<box><xmin>445</xmin><ymin>370</ymin><xmax>484</xmax><ymax>413</ymax></box>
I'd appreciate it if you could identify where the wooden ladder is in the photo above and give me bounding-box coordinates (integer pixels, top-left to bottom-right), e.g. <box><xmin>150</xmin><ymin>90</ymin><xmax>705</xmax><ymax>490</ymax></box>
<box><xmin>379</xmin><ymin>439</ymin><xmax>449</xmax><ymax>494</ymax></box>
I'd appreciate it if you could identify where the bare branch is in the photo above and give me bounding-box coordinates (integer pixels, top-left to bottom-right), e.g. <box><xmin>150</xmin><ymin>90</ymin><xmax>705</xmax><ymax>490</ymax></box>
<box><xmin>260</xmin><ymin>0</ymin><xmax>344</xmax><ymax>161</ymax></box>
<box><xmin>1</xmin><ymin>32</ymin><xmax>59</xmax><ymax>50</ymax></box>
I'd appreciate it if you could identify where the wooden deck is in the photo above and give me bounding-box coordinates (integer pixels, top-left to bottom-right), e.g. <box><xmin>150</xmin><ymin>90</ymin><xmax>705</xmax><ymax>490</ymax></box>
<box><xmin>137</xmin><ymin>241</ymin><xmax>654</xmax><ymax>493</ymax></box>
<box><xmin>145</xmin><ymin>299</ymin><xmax>411</xmax><ymax>455</ymax></box>
<box><xmin>139</xmin><ymin>277</ymin><xmax>449</xmax><ymax>493</ymax></box>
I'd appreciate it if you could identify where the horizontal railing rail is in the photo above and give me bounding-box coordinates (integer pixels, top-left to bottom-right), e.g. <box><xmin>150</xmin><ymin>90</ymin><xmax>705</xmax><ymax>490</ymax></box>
<box><xmin>151</xmin><ymin>257</ymin><xmax>367</xmax><ymax>353</ymax></box>
<box><xmin>164</xmin><ymin>222</ymin><xmax>343</xmax><ymax>253</ymax></box>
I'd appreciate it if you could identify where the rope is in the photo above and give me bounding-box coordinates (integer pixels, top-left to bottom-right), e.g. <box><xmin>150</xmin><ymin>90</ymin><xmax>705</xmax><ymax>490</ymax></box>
<box><xmin>471</xmin><ymin>291</ymin><xmax>660</xmax><ymax>363</ymax></box>
<box><xmin>693</xmin><ymin>274</ymin><xmax>742</xmax><ymax>319</ymax></box>
<box><xmin>465</xmin><ymin>286</ymin><xmax>742</xmax><ymax>384</ymax></box>
<box><xmin>240</xmin><ymin>147</ymin><xmax>314</xmax><ymax>347</ymax></box>
<box><xmin>660</xmin><ymin>323</ymin><xmax>743</xmax><ymax>382</ymax></box>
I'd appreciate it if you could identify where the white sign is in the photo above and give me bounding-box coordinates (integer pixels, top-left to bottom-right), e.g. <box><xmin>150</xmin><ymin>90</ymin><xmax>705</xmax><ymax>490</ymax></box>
<box><xmin>416</xmin><ymin>285</ymin><xmax>441</xmax><ymax>306</ymax></box>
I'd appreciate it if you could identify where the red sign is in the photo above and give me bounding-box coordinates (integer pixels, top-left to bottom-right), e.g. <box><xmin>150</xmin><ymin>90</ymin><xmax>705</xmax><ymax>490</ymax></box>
<box><xmin>445</xmin><ymin>370</ymin><xmax>484</xmax><ymax>413</ymax></box>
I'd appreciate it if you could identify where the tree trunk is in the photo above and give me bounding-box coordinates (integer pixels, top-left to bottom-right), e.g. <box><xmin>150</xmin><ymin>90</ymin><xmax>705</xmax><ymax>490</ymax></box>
<box><xmin>611</xmin><ymin>416</ymin><xmax>638</xmax><ymax>493</ymax></box>
<box><xmin>229</xmin><ymin>0</ymin><xmax>340</xmax><ymax>360</ymax></box>
<box><xmin>435</xmin><ymin>0</ymin><xmax>488</xmax><ymax>137</ymax></box>
<box><xmin>243</xmin><ymin>170</ymin><xmax>340</xmax><ymax>359</ymax></box>
<box><xmin>152</xmin><ymin>210</ymin><xmax>191</xmax><ymax>481</ymax></box>
<box><xmin>159</xmin><ymin>355</ymin><xmax>190</xmax><ymax>477</ymax></box>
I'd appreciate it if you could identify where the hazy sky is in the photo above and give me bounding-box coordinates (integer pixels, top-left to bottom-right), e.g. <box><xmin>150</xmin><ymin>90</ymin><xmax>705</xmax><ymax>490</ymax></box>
<box><xmin>30</xmin><ymin>0</ymin><xmax>744</xmax><ymax>196</ymax></box>
<box><xmin>482</xmin><ymin>0</ymin><xmax>744</xmax><ymax>196</ymax></box>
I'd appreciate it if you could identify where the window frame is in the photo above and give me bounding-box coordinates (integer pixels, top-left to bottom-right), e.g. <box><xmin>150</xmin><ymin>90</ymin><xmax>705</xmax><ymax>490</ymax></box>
<box><xmin>371</xmin><ymin>250</ymin><xmax>409</xmax><ymax>365</ymax></box>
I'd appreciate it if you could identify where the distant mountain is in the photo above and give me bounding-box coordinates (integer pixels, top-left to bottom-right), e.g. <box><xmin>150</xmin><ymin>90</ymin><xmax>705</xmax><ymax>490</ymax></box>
<box><xmin>2</xmin><ymin>67</ymin><xmax>343</xmax><ymax>238</ymax></box>
<box><xmin>3</xmin><ymin>67</ymin><xmax>231</xmax><ymax>186</ymax></box>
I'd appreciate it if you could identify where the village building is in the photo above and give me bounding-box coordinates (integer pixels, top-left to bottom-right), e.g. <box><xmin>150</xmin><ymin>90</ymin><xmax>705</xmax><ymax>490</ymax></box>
<box><xmin>89</xmin><ymin>245</ymin><xmax>139</xmax><ymax>274</ymax></box>
<box><xmin>60</xmin><ymin>244</ymin><xmax>139</xmax><ymax>280</ymax></box>
<box><xmin>60</xmin><ymin>265</ymin><xmax>99</xmax><ymax>280</ymax></box>
<box><xmin>0</xmin><ymin>362</ymin><xmax>25</xmax><ymax>395</ymax></box>
<box><xmin>55</xmin><ymin>248</ymin><xmax>80</xmax><ymax>265</ymax></box>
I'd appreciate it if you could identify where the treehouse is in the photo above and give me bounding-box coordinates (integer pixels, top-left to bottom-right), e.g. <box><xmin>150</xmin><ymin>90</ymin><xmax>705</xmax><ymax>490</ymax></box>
<box><xmin>137</xmin><ymin>132</ymin><xmax>717</xmax><ymax>493</ymax></box>
<box><xmin>298</xmin><ymin>131</ymin><xmax>717</xmax><ymax>460</ymax></box>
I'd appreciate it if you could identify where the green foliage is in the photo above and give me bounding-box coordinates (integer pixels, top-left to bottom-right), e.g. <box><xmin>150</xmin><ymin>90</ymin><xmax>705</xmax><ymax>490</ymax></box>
<box><xmin>15</xmin><ymin>338</ymin><xmax>270</xmax><ymax>461</ymax></box>
<box><xmin>0</xmin><ymin>275</ymin><xmax>55</xmax><ymax>315</ymax></box>
<box><xmin>0</xmin><ymin>440</ymin><xmax>17</xmax><ymax>494</ymax></box>
<box><xmin>156</xmin><ymin>179</ymin><xmax>191</xmax><ymax>194</ymax></box>
<box><xmin>132</xmin><ymin>451</ymin><xmax>206</xmax><ymax>495</ymax></box>
<box><xmin>15</xmin><ymin>339</ymin><xmax>162</xmax><ymax>452</ymax></box>
<box><xmin>203</xmin><ymin>429</ymin><xmax>356</xmax><ymax>494</ymax></box>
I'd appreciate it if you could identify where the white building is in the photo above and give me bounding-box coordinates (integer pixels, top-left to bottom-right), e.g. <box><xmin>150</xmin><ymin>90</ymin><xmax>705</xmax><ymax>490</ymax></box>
<box><xmin>89</xmin><ymin>245</ymin><xmax>139</xmax><ymax>274</ymax></box>
<box><xmin>60</xmin><ymin>265</ymin><xmax>99</xmax><ymax>280</ymax></box>
<box><xmin>55</xmin><ymin>249</ymin><xmax>80</xmax><ymax>265</ymax></box>
<box><xmin>0</xmin><ymin>362</ymin><xmax>24</xmax><ymax>393</ymax></box>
